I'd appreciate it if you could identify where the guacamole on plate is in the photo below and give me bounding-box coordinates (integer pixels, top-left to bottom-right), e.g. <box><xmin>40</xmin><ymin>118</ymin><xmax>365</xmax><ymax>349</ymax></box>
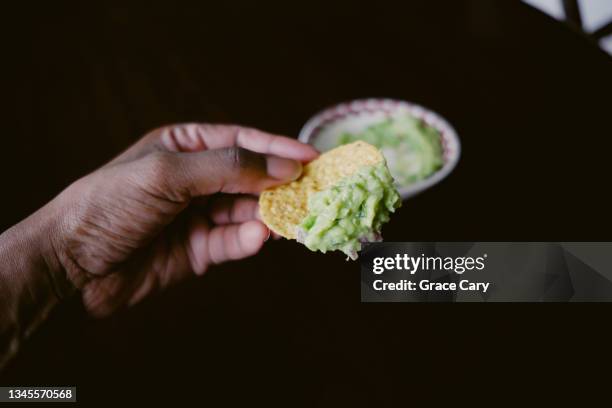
<box><xmin>338</xmin><ymin>115</ymin><xmax>443</xmax><ymax>187</ymax></box>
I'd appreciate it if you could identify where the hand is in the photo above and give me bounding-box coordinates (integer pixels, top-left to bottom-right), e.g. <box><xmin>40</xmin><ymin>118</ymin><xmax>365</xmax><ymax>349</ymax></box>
<box><xmin>37</xmin><ymin>124</ymin><xmax>318</xmax><ymax>317</ymax></box>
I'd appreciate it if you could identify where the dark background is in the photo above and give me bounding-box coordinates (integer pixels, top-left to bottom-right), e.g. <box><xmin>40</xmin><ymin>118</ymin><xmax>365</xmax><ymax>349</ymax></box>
<box><xmin>1</xmin><ymin>0</ymin><xmax>611</xmax><ymax>405</ymax></box>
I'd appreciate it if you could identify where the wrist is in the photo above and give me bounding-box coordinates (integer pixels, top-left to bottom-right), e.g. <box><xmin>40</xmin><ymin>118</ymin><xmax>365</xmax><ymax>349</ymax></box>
<box><xmin>35</xmin><ymin>205</ymin><xmax>78</xmax><ymax>300</ymax></box>
<box><xmin>0</xmin><ymin>203</ymin><xmax>76</xmax><ymax>308</ymax></box>
<box><xmin>0</xmin><ymin>205</ymin><xmax>76</xmax><ymax>369</ymax></box>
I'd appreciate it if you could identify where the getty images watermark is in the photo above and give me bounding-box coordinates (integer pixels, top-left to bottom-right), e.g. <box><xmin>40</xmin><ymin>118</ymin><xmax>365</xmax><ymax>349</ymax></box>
<box><xmin>362</xmin><ymin>242</ymin><xmax>612</xmax><ymax>302</ymax></box>
<box><xmin>370</xmin><ymin>253</ymin><xmax>491</xmax><ymax>293</ymax></box>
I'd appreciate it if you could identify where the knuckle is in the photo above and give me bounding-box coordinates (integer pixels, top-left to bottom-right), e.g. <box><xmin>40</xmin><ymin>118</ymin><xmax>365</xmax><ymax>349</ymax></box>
<box><xmin>145</xmin><ymin>151</ymin><xmax>176</xmax><ymax>183</ymax></box>
<box><xmin>142</xmin><ymin>151</ymin><xmax>190</xmax><ymax>202</ymax></box>
<box><xmin>223</xmin><ymin>146</ymin><xmax>248</xmax><ymax>170</ymax></box>
<box><xmin>137</xmin><ymin>151</ymin><xmax>181</xmax><ymax>197</ymax></box>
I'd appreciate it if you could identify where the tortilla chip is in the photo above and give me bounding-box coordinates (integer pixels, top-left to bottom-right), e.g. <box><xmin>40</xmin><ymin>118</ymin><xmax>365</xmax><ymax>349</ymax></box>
<box><xmin>259</xmin><ymin>141</ymin><xmax>383</xmax><ymax>239</ymax></box>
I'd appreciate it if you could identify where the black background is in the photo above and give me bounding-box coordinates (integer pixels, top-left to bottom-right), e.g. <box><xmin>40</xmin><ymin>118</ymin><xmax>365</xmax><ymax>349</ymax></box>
<box><xmin>1</xmin><ymin>0</ymin><xmax>611</xmax><ymax>405</ymax></box>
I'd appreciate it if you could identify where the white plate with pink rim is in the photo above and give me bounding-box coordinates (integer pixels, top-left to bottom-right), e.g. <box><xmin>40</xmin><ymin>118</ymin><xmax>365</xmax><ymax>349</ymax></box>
<box><xmin>298</xmin><ymin>98</ymin><xmax>461</xmax><ymax>200</ymax></box>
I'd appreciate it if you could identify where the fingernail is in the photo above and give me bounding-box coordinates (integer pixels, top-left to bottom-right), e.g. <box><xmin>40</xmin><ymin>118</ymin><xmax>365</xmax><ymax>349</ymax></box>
<box><xmin>266</xmin><ymin>156</ymin><xmax>302</xmax><ymax>181</ymax></box>
<box><xmin>264</xmin><ymin>229</ymin><xmax>271</xmax><ymax>242</ymax></box>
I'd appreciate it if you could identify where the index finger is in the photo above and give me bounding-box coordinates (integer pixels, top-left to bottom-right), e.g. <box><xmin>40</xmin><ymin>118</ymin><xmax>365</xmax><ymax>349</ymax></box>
<box><xmin>160</xmin><ymin>124</ymin><xmax>320</xmax><ymax>162</ymax></box>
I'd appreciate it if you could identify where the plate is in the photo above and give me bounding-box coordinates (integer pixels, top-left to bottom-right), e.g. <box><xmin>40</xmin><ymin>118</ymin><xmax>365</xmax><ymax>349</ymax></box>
<box><xmin>298</xmin><ymin>98</ymin><xmax>461</xmax><ymax>199</ymax></box>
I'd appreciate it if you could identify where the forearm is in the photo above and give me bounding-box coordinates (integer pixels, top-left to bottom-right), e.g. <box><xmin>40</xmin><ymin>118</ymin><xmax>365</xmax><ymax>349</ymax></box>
<box><xmin>0</xmin><ymin>209</ymin><xmax>74</xmax><ymax>370</ymax></box>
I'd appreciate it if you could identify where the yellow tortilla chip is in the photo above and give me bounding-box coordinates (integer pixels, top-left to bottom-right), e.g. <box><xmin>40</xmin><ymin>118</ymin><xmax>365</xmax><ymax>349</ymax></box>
<box><xmin>259</xmin><ymin>141</ymin><xmax>383</xmax><ymax>239</ymax></box>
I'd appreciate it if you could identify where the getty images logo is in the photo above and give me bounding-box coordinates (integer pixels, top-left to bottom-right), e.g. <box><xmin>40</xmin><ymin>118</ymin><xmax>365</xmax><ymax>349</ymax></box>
<box><xmin>372</xmin><ymin>253</ymin><xmax>488</xmax><ymax>275</ymax></box>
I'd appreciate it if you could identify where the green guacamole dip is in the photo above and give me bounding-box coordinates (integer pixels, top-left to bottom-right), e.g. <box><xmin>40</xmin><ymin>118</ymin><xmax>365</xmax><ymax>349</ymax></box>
<box><xmin>338</xmin><ymin>115</ymin><xmax>443</xmax><ymax>187</ymax></box>
<box><xmin>298</xmin><ymin>162</ymin><xmax>401</xmax><ymax>259</ymax></box>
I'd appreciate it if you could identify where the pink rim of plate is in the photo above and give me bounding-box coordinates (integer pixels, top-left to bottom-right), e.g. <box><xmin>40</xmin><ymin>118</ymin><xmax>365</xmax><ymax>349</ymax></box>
<box><xmin>298</xmin><ymin>98</ymin><xmax>461</xmax><ymax>199</ymax></box>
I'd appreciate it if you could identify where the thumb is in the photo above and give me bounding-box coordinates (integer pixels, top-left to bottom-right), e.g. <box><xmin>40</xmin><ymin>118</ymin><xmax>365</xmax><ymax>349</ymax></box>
<box><xmin>145</xmin><ymin>147</ymin><xmax>303</xmax><ymax>199</ymax></box>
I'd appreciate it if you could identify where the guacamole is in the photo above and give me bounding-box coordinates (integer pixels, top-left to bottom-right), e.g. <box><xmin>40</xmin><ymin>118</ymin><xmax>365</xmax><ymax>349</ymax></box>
<box><xmin>297</xmin><ymin>162</ymin><xmax>401</xmax><ymax>259</ymax></box>
<box><xmin>338</xmin><ymin>115</ymin><xmax>443</xmax><ymax>186</ymax></box>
